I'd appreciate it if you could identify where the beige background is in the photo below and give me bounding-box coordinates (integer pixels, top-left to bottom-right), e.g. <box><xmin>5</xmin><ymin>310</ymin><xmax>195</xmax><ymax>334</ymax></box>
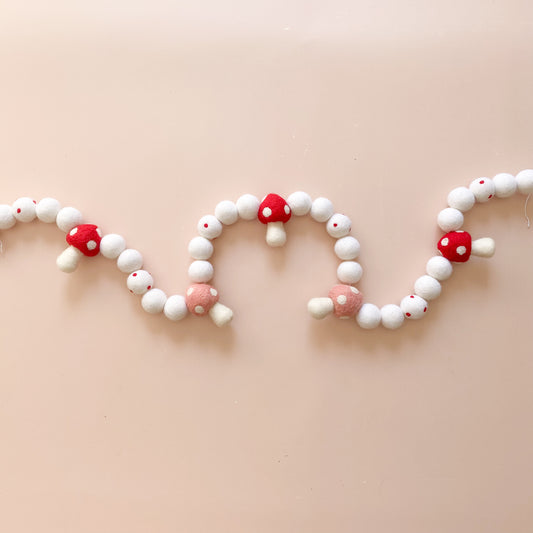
<box><xmin>1</xmin><ymin>1</ymin><xmax>533</xmax><ymax>531</ymax></box>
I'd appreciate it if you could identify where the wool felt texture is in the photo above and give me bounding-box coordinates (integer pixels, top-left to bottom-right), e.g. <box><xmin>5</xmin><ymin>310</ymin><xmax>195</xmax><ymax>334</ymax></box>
<box><xmin>493</xmin><ymin>172</ymin><xmax>517</xmax><ymax>198</ymax></box>
<box><xmin>188</xmin><ymin>260</ymin><xmax>214</xmax><ymax>283</ymax></box>
<box><xmin>127</xmin><ymin>270</ymin><xmax>154</xmax><ymax>295</ymax></box>
<box><xmin>414</xmin><ymin>275</ymin><xmax>442</xmax><ymax>301</ymax></box>
<box><xmin>197</xmin><ymin>215</ymin><xmax>222</xmax><ymax>240</ymax></box>
<box><xmin>400</xmin><ymin>295</ymin><xmax>428</xmax><ymax>319</ymax></box>
<box><xmin>66</xmin><ymin>224</ymin><xmax>102</xmax><ymax>257</ymax></box>
<box><xmin>163</xmin><ymin>294</ymin><xmax>188</xmax><ymax>321</ymax></box>
<box><xmin>516</xmin><ymin>169</ymin><xmax>533</xmax><ymax>194</ymax></box>
<box><xmin>337</xmin><ymin>261</ymin><xmax>363</xmax><ymax>284</ymax></box>
<box><xmin>437</xmin><ymin>207</ymin><xmax>464</xmax><ymax>232</ymax></box>
<box><xmin>328</xmin><ymin>285</ymin><xmax>363</xmax><ymax>318</ymax></box>
<box><xmin>36</xmin><ymin>197</ymin><xmax>61</xmax><ymax>223</ymax></box>
<box><xmin>326</xmin><ymin>213</ymin><xmax>352</xmax><ymax>238</ymax></box>
<box><xmin>380</xmin><ymin>304</ymin><xmax>405</xmax><ymax>330</ymax></box>
<box><xmin>100</xmin><ymin>234</ymin><xmax>126</xmax><ymax>259</ymax></box>
<box><xmin>469</xmin><ymin>177</ymin><xmax>495</xmax><ymax>203</ymax></box>
<box><xmin>0</xmin><ymin>204</ymin><xmax>16</xmax><ymax>229</ymax></box>
<box><xmin>426</xmin><ymin>256</ymin><xmax>453</xmax><ymax>281</ymax></box>
<box><xmin>185</xmin><ymin>283</ymin><xmax>219</xmax><ymax>316</ymax></box>
<box><xmin>310</xmin><ymin>197</ymin><xmax>334</xmax><ymax>222</ymax></box>
<box><xmin>141</xmin><ymin>288</ymin><xmax>167</xmax><ymax>314</ymax></box>
<box><xmin>214</xmin><ymin>200</ymin><xmax>239</xmax><ymax>225</ymax></box>
<box><xmin>236</xmin><ymin>194</ymin><xmax>260</xmax><ymax>220</ymax></box>
<box><xmin>447</xmin><ymin>187</ymin><xmax>475</xmax><ymax>212</ymax></box>
<box><xmin>334</xmin><ymin>236</ymin><xmax>360</xmax><ymax>260</ymax></box>
<box><xmin>188</xmin><ymin>236</ymin><xmax>214</xmax><ymax>260</ymax></box>
<box><xmin>12</xmin><ymin>197</ymin><xmax>37</xmax><ymax>223</ymax></box>
<box><xmin>287</xmin><ymin>191</ymin><xmax>312</xmax><ymax>216</ymax></box>
<box><xmin>117</xmin><ymin>249</ymin><xmax>144</xmax><ymax>273</ymax></box>
<box><xmin>56</xmin><ymin>206</ymin><xmax>83</xmax><ymax>232</ymax></box>
<box><xmin>438</xmin><ymin>231</ymin><xmax>472</xmax><ymax>262</ymax></box>
<box><xmin>356</xmin><ymin>303</ymin><xmax>382</xmax><ymax>329</ymax></box>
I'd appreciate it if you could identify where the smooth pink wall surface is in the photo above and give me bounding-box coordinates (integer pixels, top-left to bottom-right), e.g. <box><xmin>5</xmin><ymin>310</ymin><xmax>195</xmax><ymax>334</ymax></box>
<box><xmin>1</xmin><ymin>1</ymin><xmax>533</xmax><ymax>532</ymax></box>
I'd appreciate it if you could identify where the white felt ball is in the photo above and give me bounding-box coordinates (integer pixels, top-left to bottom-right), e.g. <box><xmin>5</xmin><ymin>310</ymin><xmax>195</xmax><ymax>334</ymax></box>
<box><xmin>236</xmin><ymin>194</ymin><xmax>260</xmax><ymax>220</ymax></box>
<box><xmin>469</xmin><ymin>177</ymin><xmax>495</xmax><ymax>203</ymax></box>
<box><xmin>492</xmin><ymin>173</ymin><xmax>517</xmax><ymax>198</ymax></box>
<box><xmin>516</xmin><ymin>169</ymin><xmax>533</xmax><ymax>194</ymax></box>
<box><xmin>188</xmin><ymin>260</ymin><xmax>214</xmax><ymax>282</ymax></box>
<box><xmin>164</xmin><ymin>295</ymin><xmax>188</xmax><ymax>321</ymax></box>
<box><xmin>197</xmin><ymin>215</ymin><xmax>222</xmax><ymax>239</ymax></box>
<box><xmin>334</xmin><ymin>236</ymin><xmax>360</xmax><ymax>260</ymax></box>
<box><xmin>414</xmin><ymin>275</ymin><xmax>442</xmax><ymax>301</ymax></box>
<box><xmin>12</xmin><ymin>197</ymin><xmax>36</xmax><ymax>223</ymax></box>
<box><xmin>56</xmin><ymin>206</ymin><xmax>83</xmax><ymax>232</ymax></box>
<box><xmin>400</xmin><ymin>294</ymin><xmax>428</xmax><ymax>319</ymax></box>
<box><xmin>100</xmin><ymin>234</ymin><xmax>126</xmax><ymax>259</ymax></box>
<box><xmin>310</xmin><ymin>197</ymin><xmax>334</xmax><ymax>222</ymax></box>
<box><xmin>188</xmin><ymin>236</ymin><xmax>213</xmax><ymax>260</ymax></box>
<box><xmin>127</xmin><ymin>270</ymin><xmax>154</xmax><ymax>295</ymax></box>
<box><xmin>437</xmin><ymin>208</ymin><xmax>464</xmax><ymax>232</ymax></box>
<box><xmin>447</xmin><ymin>187</ymin><xmax>475</xmax><ymax>212</ymax></box>
<box><xmin>380</xmin><ymin>304</ymin><xmax>405</xmax><ymax>330</ymax></box>
<box><xmin>117</xmin><ymin>248</ymin><xmax>143</xmax><ymax>273</ymax></box>
<box><xmin>0</xmin><ymin>204</ymin><xmax>16</xmax><ymax>229</ymax></box>
<box><xmin>426</xmin><ymin>255</ymin><xmax>453</xmax><ymax>281</ymax></box>
<box><xmin>36</xmin><ymin>197</ymin><xmax>61</xmax><ymax>223</ymax></box>
<box><xmin>356</xmin><ymin>303</ymin><xmax>381</xmax><ymax>329</ymax></box>
<box><xmin>214</xmin><ymin>200</ymin><xmax>239</xmax><ymax>225</ymax></box>
<box><xmin>141</xmin><ymin>288</ymin><xmax>167</xmax><ymax>314</ymax></box>
<box><xmin>337</xmin><ymin>261</ymin><xmax>363</xmax><ymax>284</ymax></box>
<box><xmin>287</xmin><ymin>191</ymin><xmax>312</xmax><ymax>216</ymax></box>
<box><xmin>326</xmin><ymin>213</ymin><xmax>352</xmax><ymax>238</ymax></box>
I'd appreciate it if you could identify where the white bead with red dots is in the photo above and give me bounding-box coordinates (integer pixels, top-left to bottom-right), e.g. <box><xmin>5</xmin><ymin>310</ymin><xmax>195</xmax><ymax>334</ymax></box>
<box><xmin>400</xmin><ymin>295</ymin><xmax>428</xmax><ymax>319</ymax></box>
<box><xmin>12</xmin><ymin>197</ymin><xmax>37</xmax><ymax>223</ymax></box>
<box><xmin>197</xmin><ymin>215</ymin><xmax>222</xmax><ymax>240</ymax></box>
<box><xmin>127</xmin><ymin>270</ymin><xmax>154</xmax><ymax>295</ymax></box>
<box><xmin>469</xmin><ymin>177</ymin><xmax>495</xmax><ymax>203</ymax></box>
<box><xmin>326</xmin><ymin>214</ymin><xmax>352</xmax><ymax>238</ymax></box>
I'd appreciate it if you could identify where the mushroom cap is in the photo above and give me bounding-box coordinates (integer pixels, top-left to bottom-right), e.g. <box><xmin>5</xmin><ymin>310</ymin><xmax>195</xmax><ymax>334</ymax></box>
<box><xmin>257</xmin><ymin>194</ymin><xmax>291</xmax><ymax>225</ymax></box>
<box><xmin>328</xmin><ymin>284</ymin><xmax>363</xmax><ymax>318</ymax></box>
<box><xmin>185</xmin><ymin>283</ymin><xmax>220</xmax><ymax>316</ymax></box>
<box><xmin>66</xmin><ymin>224</ymin><xmax>102</xmax><ymax>257</ymax></box>
<box><xmin>438</xmin><ymin>230</ymin><xmax>472</xmax><ymax>263</ymax></box>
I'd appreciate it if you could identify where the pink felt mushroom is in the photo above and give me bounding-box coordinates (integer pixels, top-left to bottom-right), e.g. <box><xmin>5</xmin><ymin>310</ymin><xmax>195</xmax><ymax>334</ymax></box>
<box><xmin>308</xmin><ymin>284</ymin><xmax>363</xmax><ymax>319</ymax></box>
<box><xmin>185</xmin><ymin>283</ymin><xmax>233</xmax><ymax>327</ymax></box>
<box><xmin>57</xmin><ymin>223</ymin><xmax>102</xmax><ymax>273</ymax></box>
<box><xmin>257</xmin><ymin>193</ymin><xmax>292</xmax><ymax>247</ymax></box>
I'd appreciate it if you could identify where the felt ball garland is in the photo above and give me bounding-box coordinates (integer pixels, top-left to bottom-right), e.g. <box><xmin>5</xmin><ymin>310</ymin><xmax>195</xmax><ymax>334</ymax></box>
<box><xmin>1</xmin><ymin>169</ymin><xmax>530</xmax><ymax>329</ymax></box>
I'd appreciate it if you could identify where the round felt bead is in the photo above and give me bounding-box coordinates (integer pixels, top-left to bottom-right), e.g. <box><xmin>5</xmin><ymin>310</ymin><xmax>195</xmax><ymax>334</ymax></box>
<box><xmin>141</xmin><ymin>288</ymin><xmax>167</xmax><ymax>314</ymax></box>
<box><xmin>214</xmin><ymin>200</ymin><xmax>239</xmax><ymax>225</ymax></box>
<box><xmin>337</xmin><ymin>261</ymin><xmax>363</xmax><ymax>284</ymax></box>
<box><xmin>0</xmin><ymin>204</ymin><xmax>16</xmax><ymax>229</ymax></box>
<box><xmin>127</xmin><ymin>270</ymin><xmax>153</xmax><ymax>295</ymax></box>
<box><xmin>100</xmin><ymin>234</ymin><xmax>126</xmax><ymax>259</ymax></box>
<box><xmin>414</xmin><ymin>275</ymin><xmax>442</xmax><ymax>301</ymax></box>
<box><xmin>188</xmin><ymin>260</ymin><xmax>214</xmax><ymax>282</ymax></box>
<box><xmin>437</xmin><ymin>208</ymin><xmax>464</xmax><ymax>232</ymax></box>
<box><xmin>287</xmin><ymin>191</ymin><xmax>312</xmax><ymax>216</ymax></box>
<box><xmin>56</xmin><ymin>207</ymin><xmax>83</xmax><ymax>232</ymax></box>
<box><xmin>236</xmin><ymin>194</ymin><xmax>260</xmax><ymax>220</ymax></box>
<box><xmin>400</xmin><ymin>294</ymin><xmax>428</xmax><ymax>319</ymax></box>
<box><xmin>516</xmin><ymin>169</ymin><xmax>533</xmax><ymax>194</ymax></box>
<box><xmin>493</xmin><ymin>173</ymin><xmax>517</xmax><ymax>198</ymax></box>
<box><xmin>197</xmin><ymin>215</ymin><xmax>222</xmax><ymax>239</ymax></box>
<box><xmin>334</xmin><ymin>236</ymin><xmax>360</xmax><ymax>260</ymax></box>
<box><xmin>326</xmin><ymin>213</ymin><xmax>352</xmax><ymax>238</ymax></box>
<box><xmin>310</xmin><ymin>197</ymin><xmax>334</xmax><ymax>222</ymax></box>
<box><xmin>164</xmin><ymin>295</ymin><xmax>188</xmax><ymax>321</ymax></box>
<box><xmin>469</xmin><ymin>177</ymin><xmax>495</xmax><ymax>203</ymax></box>
<box><xmin>426</xmin><ymin>255</ymin><xmax>453</xmax><ymax>281</ymax></box>
<box><xmin>36</xmin><ymin>197</ymin><xmax>61</xmax><ymax>223</ymax></box>
<box><xmin>188</xmin><ymin>236</ymin><xmax>213</xmax><ymax>260</ymax></box>
<box><xmin>447</xmin><ymin>187</ymin><xmax>475</xmax><ymax>212</ymax></box>
<box><xmin>12</xmin><ymin>197</ymin><xmax>36</xmax><ymax>222</ymax></box>
<box><xmin>356</xmin><ymin>303</ymin><xmax>381</xmax><ymax>329</ymax></box>
<box><xmin>117</xmin><ymin>248</ymin><xmax>143</xmax><ymax>273</ymax></box>
<box><xmin>380</xmin><ymin>304</ymin><xmax>405</xmax><ymax>330</ymax></box>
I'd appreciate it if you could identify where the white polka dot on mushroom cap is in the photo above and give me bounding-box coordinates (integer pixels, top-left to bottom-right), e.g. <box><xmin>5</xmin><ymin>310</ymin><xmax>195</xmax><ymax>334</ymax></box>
<box><xmin>456</xmin><ymin>246</ymin><xmax>467</xmax><ymax>255</ymax></box>
<box><xmin>337</xmin><ymin>295</ymin><xmax>347</xmax><ymax>305</ymax></box>
<box><xmin>96</xmin><ymin>227</ymin><xmax>102</xmax><ymax>237</ymax></box>
<box><xmin>284</xmin><ymin>204</ymin><xmax>290</xmax><ymax>215</ymax></box>
<box><xmin>86</xmin><ymin>240</ymin><xmax>97</xmax><ymax>251</ymax></box>
<box><xmin>440</xmin><ymin>238</ymin><xmax>449</xmax><ymax>246</ymax></box>
<box><xmin>210</xmin><ymin>288</ymin><xmax>218</xmax><ymax>296</ymax></box>
<box><xmin>187</xmin><ymin>287</ymin><xmax>195</xmax><ymax>296</ymax></box>
<box><xmin>262</xmin><ymin>207</ymin><xmax>272</xmax><ymax>218</ymax></box>
<box><xmin>195</xmin><ymin>305</ymin><xmax>205</xmax><ymax>315</ymax></box>
<box><xmin>69</xmin><ymin>227</ymin><xmax>78</xmax><ymax>236</ymax></box>
<box><xmin>350</xmin><ymin>286</ymin><xmax>359</xmax><ymax>294</ymax></box>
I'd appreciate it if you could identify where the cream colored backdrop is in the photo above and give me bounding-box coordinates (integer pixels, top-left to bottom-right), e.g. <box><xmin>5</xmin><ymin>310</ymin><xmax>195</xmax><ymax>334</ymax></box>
<box><xmin>0</xmin><ymin>1</ymin><xmax>532</xmax><ymax>532</ymax></box>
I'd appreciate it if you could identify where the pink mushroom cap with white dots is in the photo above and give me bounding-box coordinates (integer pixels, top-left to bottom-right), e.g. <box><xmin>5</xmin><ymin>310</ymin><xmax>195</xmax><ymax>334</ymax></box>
<box><xmin>185</xmin><ymin>283</ymin><xmax>219</xmax><ymax>316</ymax></box>
<box><xmin>328</xmin><ymin>284</ymin><xmax>363</xmax><ymax>318</ymax></box>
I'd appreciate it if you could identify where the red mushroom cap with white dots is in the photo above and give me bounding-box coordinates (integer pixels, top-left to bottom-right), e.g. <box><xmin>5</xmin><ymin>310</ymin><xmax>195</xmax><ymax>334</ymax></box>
<box><xmin>66</xmin><ymin>224</ymin><xmax>102</xmax><ymax>257</ymax></box>
<box><xmin>328</xmin><ymin>284</ymin><xmax>363</xmax><ymax>318</ymax></box>
<box><xmin>438</xmin><ymin>231</ymin><xmax>472</xmax><ymax>263</ymax></box>
<box><xmin>258</xmin><ymin>194</ymin><xmax>291</xmax><ymax>225</ymax></box>
<box><xmin>185</xmin><ymin>283</ymin><xmax>219</xmax><ymax>316</ymax></box>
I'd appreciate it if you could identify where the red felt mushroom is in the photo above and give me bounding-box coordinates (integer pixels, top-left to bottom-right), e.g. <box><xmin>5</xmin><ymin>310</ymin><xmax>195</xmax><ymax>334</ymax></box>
<box><xmin>57</xmin><ymin>224</ymin><xmax>102</xmax><ymax>273</ymax></box>
<box><xmin>437</xmin><ymin>230</ymin><xmax>495</xmax><ymax>263</ymax></box>
<box><xmin>257</xmin><ymin>193</ymin><xmax>292</xmax><ymax>247</ymax></box>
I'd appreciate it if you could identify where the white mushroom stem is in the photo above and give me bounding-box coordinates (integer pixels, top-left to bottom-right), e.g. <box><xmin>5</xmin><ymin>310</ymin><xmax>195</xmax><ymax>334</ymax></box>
<box><xmin>56</xmin><ymin>245</ymin><xmax>83</xmax><ymax>273</ymax></box>
<box><xmin>471</xmin><ymin>237</ymin><xmax>495</xmax><ymax>258</ymax></box>
<box><xmin>265</xmin><ymin>221</ymin><xmax>287</xmax><ymax>247</ymax></box>
<box><xmin>307</xmin><ymin>297</ymin><xmax>334</xmax><ymax>319</ymax></box>
<box><xmin>209</xmin><ymin>302</ymin><xmax>234</xmax><ymax>327</ymax></box>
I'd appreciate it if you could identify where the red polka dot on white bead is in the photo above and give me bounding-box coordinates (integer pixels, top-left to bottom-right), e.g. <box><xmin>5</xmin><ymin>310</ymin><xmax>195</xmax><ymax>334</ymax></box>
<box><xmin>197</xmin><ymin>215</ymin><xmax>222</xmax><ymax>239</ymax></box>
<box><xmin>12</xmin><ymin>197</ymin><xmax>37</xmax><ymax>223</ymax></box>
<box><xmin>469</xmin><ymin>177</ymin><xmax>495</xmax><ymax>203</ymax></box>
